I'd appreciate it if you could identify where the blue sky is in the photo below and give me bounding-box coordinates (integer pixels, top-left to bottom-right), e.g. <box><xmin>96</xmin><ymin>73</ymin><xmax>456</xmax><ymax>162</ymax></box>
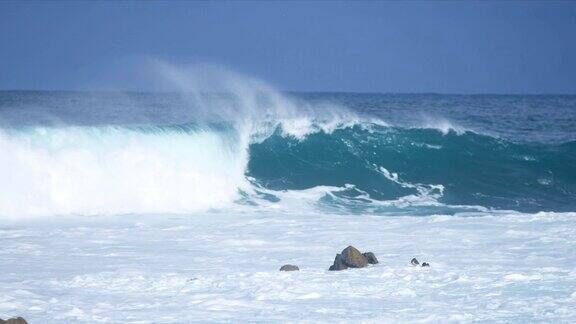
<box><xmin>1</xmin><ymin>1</ymin><xmax>575</xmax><ymax>93</ymax></box>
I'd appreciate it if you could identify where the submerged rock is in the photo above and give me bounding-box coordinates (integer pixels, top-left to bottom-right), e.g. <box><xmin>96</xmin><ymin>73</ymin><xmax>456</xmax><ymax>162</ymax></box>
<box><xmin>0</xmin><ymin>317</ymin><xmax>28</xmax><ymax>324</ymax></box>
<box><xmin>363</xmin><ymin>252</ymin><xmax>379</xmax><ymax>264</ymax></box>
<box><xmin>329</xmin><ymin>246</ymin><xmax>377</xmax><ymax>271</ymax></box>
<box><xmin>279</xmin><ymin>264</ymin><xmax>299</xmax><ymax>271</ymax></box>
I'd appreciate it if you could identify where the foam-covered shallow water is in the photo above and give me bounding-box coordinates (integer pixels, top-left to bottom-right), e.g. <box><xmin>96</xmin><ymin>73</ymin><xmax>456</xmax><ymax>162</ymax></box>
<box><xmin>1</xmin><ymin>211</ymin><xmax>575</xmax><ymax>322</ymax></box>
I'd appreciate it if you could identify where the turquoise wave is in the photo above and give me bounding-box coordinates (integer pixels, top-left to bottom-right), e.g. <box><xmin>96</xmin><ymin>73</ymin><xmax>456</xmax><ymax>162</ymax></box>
<box><xmin>248</xmin><ymin>125</ymin><xmax>576</xmax><ymax>213</ymax></box>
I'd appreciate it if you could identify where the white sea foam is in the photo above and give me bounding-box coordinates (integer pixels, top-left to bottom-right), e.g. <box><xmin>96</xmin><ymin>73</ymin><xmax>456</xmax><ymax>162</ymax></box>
<box><xmin>1</xmin><ymin>211</ymin><xmax>575</xmax><ymax>322</ymax></box>
<box><xmin>375</xmin><ymin>165</ymin><xmax>445</xmax><ymax>204</ymax></box>
<box><xmin>417</xmin><ymin>116</ymin><xmax>467</xmax><ymax>135</ymax></box>
<box><xmin>0</xmin><ymin>126</ymin><xmax>250</xmax><ymax>218</ymax></box>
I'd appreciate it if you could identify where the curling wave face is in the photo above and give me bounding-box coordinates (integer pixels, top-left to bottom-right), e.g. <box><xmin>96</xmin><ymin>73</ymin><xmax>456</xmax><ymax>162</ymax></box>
<box><xmin>248</xmin><ymin>125</ymin><xmax>576</xmax><ymax>214</ymax></box>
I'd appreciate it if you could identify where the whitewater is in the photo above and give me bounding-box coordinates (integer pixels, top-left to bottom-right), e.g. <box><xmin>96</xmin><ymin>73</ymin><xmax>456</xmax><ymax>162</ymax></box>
<box><xmin>1</xmin><ymin>64</ymin><xmax>575</xmax><ymax>323</ymax></box>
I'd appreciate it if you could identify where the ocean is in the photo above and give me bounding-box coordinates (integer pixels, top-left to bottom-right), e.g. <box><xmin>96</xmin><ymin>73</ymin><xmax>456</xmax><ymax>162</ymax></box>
<box><xmin>1</xmin><ymin>89</ymin><xmax>575</xmax><ymax>322</ymax></box>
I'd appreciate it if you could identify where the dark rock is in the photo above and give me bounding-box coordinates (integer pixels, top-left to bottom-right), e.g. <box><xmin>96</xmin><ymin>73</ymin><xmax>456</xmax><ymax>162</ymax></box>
<box><xmin>421</xmin><ymin>262</ymin><xmax>430</xmax><ymax>267</ymax></box>
<box><xmin>341</xmin><ymin>246</ymin><xmax>368</xmax><ymax>268</ymax></box>
<box><xmin>410</xmin><ymin>258</ymin><xmax>420</xmax><ymax>266</ymax></box>
<box><xmin>279</xmin><ymin>264</ymin><xmax>299</xmax><ymax>271</ymax></box>
<box><xmin>329</xmin><ymin>246</ymin><xmax>377</xmax><ymax>271</ymax></box>
<box><xmin>328</xmin><ymin>253</ymin><xmax>348</xmax><ymax>271</ymax></box>
<box><xmin>363</xmin><ymin>252</ymin><xmax>379</xmax><ymax>264</ymax></box>
<box><xmin>0</xmin><ymin>317</ymin><xmax>28</xmax><ymax>324</ymax></box>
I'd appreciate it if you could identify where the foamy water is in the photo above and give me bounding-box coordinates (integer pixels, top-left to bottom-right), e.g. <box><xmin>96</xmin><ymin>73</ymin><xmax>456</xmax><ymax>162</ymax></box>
<box><xmin>1</xmin><ymin>211</ymin><xmax>575</xmax><ymax>322</ymax></box>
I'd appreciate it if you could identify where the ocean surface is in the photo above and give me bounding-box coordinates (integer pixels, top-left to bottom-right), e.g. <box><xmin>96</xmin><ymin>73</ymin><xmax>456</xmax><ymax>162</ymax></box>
<box><xmin>1</xmin><ymin>90</ymin><xmax>575</xmax><ymax>322</ymax></box>
<box><xmin>1</xmin><ymin>91</ymin><xmax>575</xmax><ymax>216</ymax></box>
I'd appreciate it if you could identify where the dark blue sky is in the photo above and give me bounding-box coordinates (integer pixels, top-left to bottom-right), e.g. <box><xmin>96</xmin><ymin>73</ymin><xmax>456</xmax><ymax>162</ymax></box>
<box><xmin>1</xmin><ymin>1</ymin><xmax>575</xmax><ymax>93</ymax></box>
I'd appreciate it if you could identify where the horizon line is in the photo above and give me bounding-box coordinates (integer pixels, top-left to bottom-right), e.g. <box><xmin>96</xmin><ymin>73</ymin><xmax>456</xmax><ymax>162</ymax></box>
<box><xmin>1</xmin><ymin>89</ymin><xmax>576</xmax><ymax>96</ymax></box>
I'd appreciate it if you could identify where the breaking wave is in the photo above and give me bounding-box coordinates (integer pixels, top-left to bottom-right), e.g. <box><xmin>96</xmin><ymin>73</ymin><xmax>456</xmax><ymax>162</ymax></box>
<box><xmin>0</xmin><ymin>121</ymin><xmax>574</xmax><ymax>218</ymax></box>
<box><xmin>0</xmin><ymin>62</ymin><xmax>574</xmax><ymax>218</ymax></box>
